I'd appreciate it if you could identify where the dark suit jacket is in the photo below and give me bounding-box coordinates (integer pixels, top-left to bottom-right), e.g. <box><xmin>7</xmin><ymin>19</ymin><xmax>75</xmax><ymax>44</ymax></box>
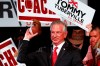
<box><xmin>17</xmin><ymin>40</ymin><xmax>83</xmax><ymax>66</ymax></box>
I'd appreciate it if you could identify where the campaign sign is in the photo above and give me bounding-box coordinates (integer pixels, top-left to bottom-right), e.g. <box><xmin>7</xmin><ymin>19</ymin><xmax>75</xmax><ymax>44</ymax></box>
<box><xmin>17</xmin><ymin>0</ymin><xmax>60</xmax><ymax>25</ymax></box>
<box><xmin>45</xmin><ymin>0</ymin><xmax>95</xmax><ymax>31</ymax></box>
<box><xmin>0</xmin><ymin>38</ymin><xmax>26</xmax><ymax>66</ymax></box>
<box><xmin>0</xmin><ymin>0</ymin><xmax>21</xmax><ymax>27</ymax></box>
<box><xmin>17</xmin><ymin>0</ymin><xmax>78</xmax><ymax>26</ymax></box>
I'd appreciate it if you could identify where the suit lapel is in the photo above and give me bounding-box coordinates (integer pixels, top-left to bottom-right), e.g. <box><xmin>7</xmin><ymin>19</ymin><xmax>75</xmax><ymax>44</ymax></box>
<box><xmin>55</xmin><ymin>41</ymin><xmax>71</xmax><ymax>66</ymax></box>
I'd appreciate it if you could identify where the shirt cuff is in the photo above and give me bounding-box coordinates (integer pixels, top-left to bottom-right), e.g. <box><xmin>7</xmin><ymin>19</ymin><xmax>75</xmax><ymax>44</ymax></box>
<box><xmin>23</xmin><ymin>37</ymin><xmax>30</xmax><ymax>41</ymax></box>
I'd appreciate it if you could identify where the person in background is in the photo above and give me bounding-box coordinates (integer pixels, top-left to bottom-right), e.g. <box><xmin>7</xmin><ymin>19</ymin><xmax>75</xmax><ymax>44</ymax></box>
<box><xmin>67</xmin><ymin>27</ymin><xmax>90</xmax><ymax>60</ymax></box>
<box><xmin>17</xmin><ymin>20</ymin><xmax>83</xmax><ymax>66</ymax></box>
<box><xmin>89</xmin><ymin>25</ymin><xmax>100</xmax><ymax>66</ymax></box>
<box><xmin>83</xmin><ymin>25</ymin><xmax>100</xmax><ymax>66</ymax></box>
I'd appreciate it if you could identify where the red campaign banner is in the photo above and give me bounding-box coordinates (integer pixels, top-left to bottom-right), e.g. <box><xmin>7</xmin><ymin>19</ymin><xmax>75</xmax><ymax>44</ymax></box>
<box><xmin>17</xmin><ymin>0</ymin><xmax>60</xmax><ymax>22</ymax></box>
<box><xmin>0</xmin><ymin>38</ymin><xmax>26</xmax><ymax>66</ymax></box>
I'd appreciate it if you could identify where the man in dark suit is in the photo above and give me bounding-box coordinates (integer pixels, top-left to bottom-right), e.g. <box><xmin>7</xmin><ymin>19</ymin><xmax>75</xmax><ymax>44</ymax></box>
<box><xmin>17</xmin><ymin>20</ymin><xmax>83</xmax><ymax>66</ymax></box>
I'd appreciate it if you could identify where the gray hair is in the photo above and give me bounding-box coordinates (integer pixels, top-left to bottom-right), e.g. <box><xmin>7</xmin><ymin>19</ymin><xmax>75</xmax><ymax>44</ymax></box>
<box><xmin>50</xmin><ymin>20</ymin><xmax>67</xmax><ymax>31</ymax></box>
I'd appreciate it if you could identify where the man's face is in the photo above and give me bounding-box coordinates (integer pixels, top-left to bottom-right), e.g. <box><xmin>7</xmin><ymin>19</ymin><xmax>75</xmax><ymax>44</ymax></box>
<box><xmin>90</xmin><ymin>29</ymin><xmax>100</xmax><ymax>48</ymax></box>
<box><xmin>50</xmin><ymin>24</ymin><xmax>67</xmax><ymax>46</ymax></box>
<box><xmin>71</xmin><ymin>29</ymin><xmax>84</xmax><ymax>40</ymax></box>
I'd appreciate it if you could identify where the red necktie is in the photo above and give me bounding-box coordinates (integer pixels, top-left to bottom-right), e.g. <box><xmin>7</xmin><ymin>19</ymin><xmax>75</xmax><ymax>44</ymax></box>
<box><xmin>52</xmin><ymin>47</ymin><xmax>58</xmax><ymax>66</ymax></box>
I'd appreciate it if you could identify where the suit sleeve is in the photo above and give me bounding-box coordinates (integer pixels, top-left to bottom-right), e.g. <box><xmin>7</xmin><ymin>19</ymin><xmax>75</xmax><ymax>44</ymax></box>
<box><xmin>17</xmin><ymin>40</ymin><xmax>50</xmax><ymax>66</ymax></box>
<box><xmin>17</xmin><ymin>40</ymin><xmax>29</xmax><ymax>63</ymax></box>
<box><xmin>17</xmin><ymin>40</ymin><xmax>37</xmax><ymax>65</ymax></box>
<box><xmin>72</xmin><ymin>49</ymin><xmax>84</xmax><ymax>66</ymax></box>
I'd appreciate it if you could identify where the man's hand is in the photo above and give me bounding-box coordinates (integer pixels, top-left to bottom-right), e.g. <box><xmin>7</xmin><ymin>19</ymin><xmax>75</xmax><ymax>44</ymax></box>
<box><xmin>23</xmin><ymin>19</ymin><xmax>41</xmax><ymax>41</ymax></box>
<box><xmin>23</xmin><ymin>28</ymin><xmax>38</xmax><ymax>41</ymax></box>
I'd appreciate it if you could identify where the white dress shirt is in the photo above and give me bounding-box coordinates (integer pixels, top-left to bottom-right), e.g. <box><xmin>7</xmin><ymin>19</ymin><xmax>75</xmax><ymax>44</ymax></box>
<box><xmin>52</xmin><ymin>41</ymin><xmax>65</xmax><ymax>55</ymax></box>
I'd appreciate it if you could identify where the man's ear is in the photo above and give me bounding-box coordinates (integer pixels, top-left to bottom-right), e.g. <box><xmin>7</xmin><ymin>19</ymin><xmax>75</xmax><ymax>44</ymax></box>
<box><xmin>64</xmin><ymin>31</ymin><xmax>68</xmax><ymax>38</ymax></box>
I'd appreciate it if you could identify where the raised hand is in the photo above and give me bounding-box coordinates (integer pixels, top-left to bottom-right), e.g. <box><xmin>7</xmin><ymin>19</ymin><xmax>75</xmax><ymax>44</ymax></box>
<box><xmin>23</xmin><ymin>28</ymin><xmax>38</xmax><ymax>41</ymax></box>
<box><xmin>85</xmin><ymin>23</ymin><xmax>92</xmax><ymax>36</ymax></box>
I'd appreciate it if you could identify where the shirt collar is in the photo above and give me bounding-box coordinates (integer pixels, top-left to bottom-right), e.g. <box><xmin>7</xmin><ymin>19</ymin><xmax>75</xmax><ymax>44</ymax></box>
<box><xmin>52</xmin><ymin>41</ymin><xmax>65</xmax><ymax>55</ymax></box>
<box><xmin>53</xmin><ymin>41</ymin><xmax>65</xmax><ymax>50</ymax></box>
